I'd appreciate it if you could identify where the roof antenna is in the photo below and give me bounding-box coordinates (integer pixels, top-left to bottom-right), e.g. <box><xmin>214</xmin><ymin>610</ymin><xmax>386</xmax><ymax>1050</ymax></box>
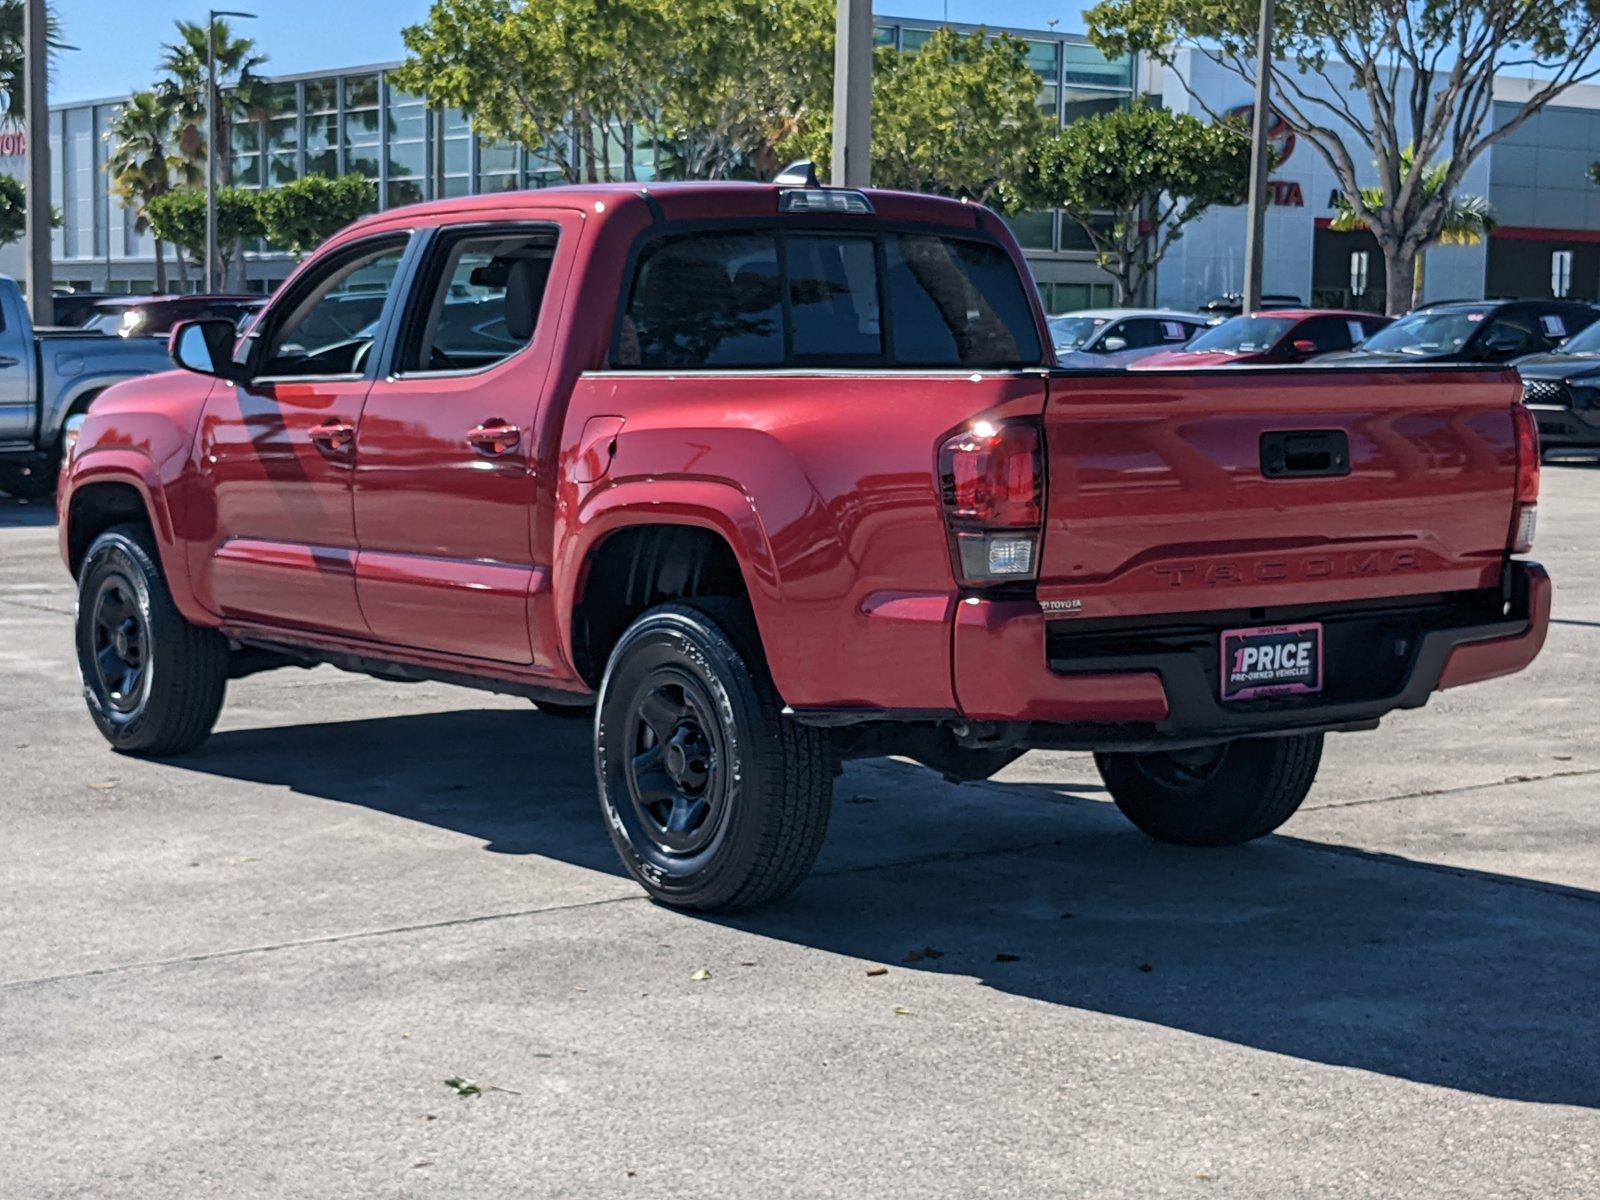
<box><xmin>774</xmin><ymin>160</ymin><xmax>822</xmax><ymax>188</ymax></box>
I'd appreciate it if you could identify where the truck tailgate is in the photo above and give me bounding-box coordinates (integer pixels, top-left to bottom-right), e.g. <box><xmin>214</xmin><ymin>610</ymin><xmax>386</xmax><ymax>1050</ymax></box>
<box><xmin>1037</xmin><ymin>367</ymin><xmax>1521</xmax><ymax>619</ymax></box>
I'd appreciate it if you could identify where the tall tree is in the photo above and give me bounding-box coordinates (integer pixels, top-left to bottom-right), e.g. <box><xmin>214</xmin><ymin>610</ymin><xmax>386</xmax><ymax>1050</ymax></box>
<box><xmin>0</xmin><ymin>0</ymin><xmax>63</xmax><ymax>121</ymax></box>
<box><xmin>1330</xmin><ymin>145</ymin><xmax>1496</xmax><ymax>309</ymax></box>
<box><xmin>394</xmin><ymin>0</ymin><xmax>673</xmax><ymax>184</ymax></box>
<box><xmin>1086</xmin><ymin>0</ymin><xmax>1600</xmax><ymax>314</ymax></box>
<box><xmin>146</xmin><ymin>186</ymin><xmax>264</xmax><ymax>286</ymax></box>
<box><xmin>257</xmin><ymin>173</ymin><xmax>377</xmax><ymax>257</ymax></box>
<box><xmin>156</xmin><ymin>17</ymin><xmax>266</xmax><ymax>189</ymax></box>
<box><xmin>787</xmin><ymin>27</ymin><xmax>1051</xmax><ymax>207</ymax></box>
<box><xmin>105</xmin><ymin>90</ymin><xmax>188</xmax><ymax>291</ymax></box>
<box><xmin>654</xmin><ymin>0</ymin><xmax>833</xmax><ymax>179</ymax></box>
<box><xmin>1025</xmin><ymin>103</ymin><xmax>1252</xmax><ymax>304</ymax></box>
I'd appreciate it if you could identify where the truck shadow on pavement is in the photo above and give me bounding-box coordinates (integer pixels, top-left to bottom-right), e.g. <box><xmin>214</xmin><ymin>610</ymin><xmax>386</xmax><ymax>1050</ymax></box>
<box><xmin>186</xmin><ymin>705</ymin><xmax>1600</xmax><ymax>1111</ymax></box>
<box><xmin>0</xmin><ymin>498</ymin><xmax>58</xmax><ymax>527</ymax></box>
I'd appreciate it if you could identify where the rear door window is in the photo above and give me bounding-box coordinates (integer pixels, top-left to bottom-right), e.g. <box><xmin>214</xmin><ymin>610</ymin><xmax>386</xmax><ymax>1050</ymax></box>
<box><xmin>616</xmin><ymin>228</ymin><xmax>1042</xmax><ymax>370</ymax></box>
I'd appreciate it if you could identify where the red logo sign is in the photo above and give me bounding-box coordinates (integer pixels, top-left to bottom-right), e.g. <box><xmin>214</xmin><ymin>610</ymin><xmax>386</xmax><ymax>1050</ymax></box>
<box><xmin>1226</xmin><ymin>103</ymin><xmax>1296</xmax><ymax>166</ymax></box>
<box><xmin>0</xmin><ymin>127</ymin><xmax>26</xmax><ymax>157</ymax></box>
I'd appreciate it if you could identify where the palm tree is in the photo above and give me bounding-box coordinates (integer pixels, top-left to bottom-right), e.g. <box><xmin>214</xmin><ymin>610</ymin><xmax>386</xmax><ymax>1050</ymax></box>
<box><xmin>157</xmin><ymin>17</ymin><xmax>266</xmax><ymax>189</ymax></box>
<box><xmin>1331</xmin><ymin>145</ymin><xmax>1498</xmax><ymax>311</ymax></box>
<box><xmin>105</xmin><ymin>90</ymin><xmax>190</xmax><ymax>291</ymax></box>
<box><xmin>0</xmin><ymin>0</ymin><xmax>64</xmax><ymax>122</ymax></box>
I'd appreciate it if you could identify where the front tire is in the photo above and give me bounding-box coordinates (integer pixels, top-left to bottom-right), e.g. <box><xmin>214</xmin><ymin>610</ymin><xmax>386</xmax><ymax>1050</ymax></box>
<box><xmin>595</xmin><ymin>600</ymin><xmax>833</xmax><ymax>911</ymax></box>
<box><xmin>1095</xmin><ymin>734</ymin><xmax>1322</xmax><ymax>846</ymax></box>
<box><xmin>76</xmin><ymin>524</ymin><xmax>229</xmax><ymax>755</ymax></box>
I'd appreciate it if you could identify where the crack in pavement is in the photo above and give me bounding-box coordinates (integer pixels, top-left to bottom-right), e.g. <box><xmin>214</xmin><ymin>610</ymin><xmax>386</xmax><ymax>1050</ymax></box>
<box><xmin>1300</xmin><ymin>766</ymin><xmax>1600</xmax><ymax>812</ymax></box>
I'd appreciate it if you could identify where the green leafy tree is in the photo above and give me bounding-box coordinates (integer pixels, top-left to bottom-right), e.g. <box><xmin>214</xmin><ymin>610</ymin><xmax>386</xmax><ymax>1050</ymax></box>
<box><xmin>0</xmin><ymin>0</ymin><xmax>64</xmax><ymax>120</ymax></box>
<box><xmin>156</xmin><ymin>17</ymin><xmax>266</xmax><ymax>187</ymax></box>
<box><xmin>1086</xmin><ymin>0</ymin><xmax>1600</xmax><ymax>314</ymax></box>
<box><xmin>105</xmin><ymin>89</ymin><xmax>192</xmax><ymax>290</ymax></box>
<box><xmin>1330</xmin><ymin>145</ymin><xmax>1496</xmax><ymax>309</ymax></box>
<box><xmin>394</xmin><ymin>0</ymin><xmax>672</xmax><ymax>184</ymax></box>
<box><xmin>0</xmin><ymin>172</ymin><xmax>59</xmax><ymax>245</ymax></box>
<box><xmin>146</xmin><ymin>186</ymin><xmax>264</xmax><ymax>286</ymax></box>
<box><xmin>257</xmin><ymin>173</ymin><xmax>377</xmax><ymax>257</ymax></box>
<box><xmin>653</xmin><ymin>0</ymin><xmax>833</xmax><ymax>179</ymax></box>
<box><xmin>1025</xmin><ymin>103</ymin><xmax>1251</xmax><ymax>304</ymax></box>
<box><xmin>787</xmin><ymin>27</ymin><xmax>1051</xmax><ymax>207</ymax></box>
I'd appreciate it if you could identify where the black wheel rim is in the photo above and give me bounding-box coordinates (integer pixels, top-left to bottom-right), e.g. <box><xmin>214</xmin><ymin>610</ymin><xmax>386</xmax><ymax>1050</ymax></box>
<box><xmin>624</xmin><ymin>670</ymin><xmax>728</xmax><ymax>856</ymax></box>
<box><xmin>1138</xmin><ymin>743</ymin><xmax>1228</xmax><ymax>791</ymax></box>
<box><xmin>90</xmin><ymin>575</ymin><xmax>149</xmax><ymax>715</ymax></box>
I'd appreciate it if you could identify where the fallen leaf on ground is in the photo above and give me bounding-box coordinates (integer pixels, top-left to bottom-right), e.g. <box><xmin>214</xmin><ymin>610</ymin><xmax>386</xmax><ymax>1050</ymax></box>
<box><xmin>690</xmin><ymin>968</ymin><xmax>712</xmax><ymax>982</ymax></box>
<box><xmin>892</xmin><ymin>1006</ymin><xmax>914</xmax><ymax>1017</ymax></box>
<box><xmin>994</xmin><ymin>953</ymin><xmax>1021</xmax><ymax>963</ymax></box>
<box><xmin>444</xmin><ymin>1076</ymin><xmax>481</xmax><ymax>1097</ymax></box>
<box><xmin>865</xmin><ymin>965</ymin><xmax>888</xmax><ymax>977</ymax></box>
<box><xmin>1137</xmin><ymin>963</ymin><xmax>1154</xmax><ymax>973</ymax></box>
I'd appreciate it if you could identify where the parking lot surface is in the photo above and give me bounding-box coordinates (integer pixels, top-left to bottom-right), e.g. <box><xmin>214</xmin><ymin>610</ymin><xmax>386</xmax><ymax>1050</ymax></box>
<box><xmin>3</xmin><ymin>466</ymin><xmax>1599</xmax><ymax>1199</ymax></box>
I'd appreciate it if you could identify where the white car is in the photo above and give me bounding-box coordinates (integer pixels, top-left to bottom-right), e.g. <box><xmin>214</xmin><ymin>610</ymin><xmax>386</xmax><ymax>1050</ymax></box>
<box><xmin>1048</xmin><ymin>308</ymin><xmax>1210</xmax><ymax>368</ymax></box>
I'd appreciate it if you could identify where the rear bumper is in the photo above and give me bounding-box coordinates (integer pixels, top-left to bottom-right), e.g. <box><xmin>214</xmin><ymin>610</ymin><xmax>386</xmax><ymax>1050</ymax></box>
<box><xmin>948</xmin><ymin>562</ymin><xmax>1549</xmax><ymax>749</ymax></box>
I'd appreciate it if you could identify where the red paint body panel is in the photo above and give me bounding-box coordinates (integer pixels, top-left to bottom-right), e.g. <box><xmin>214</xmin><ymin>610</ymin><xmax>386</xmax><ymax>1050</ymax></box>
<box><xmin>1437</xmin><ymin>562</ymin><xmax>1552</xmax><ymax>690</ymax></box>
<box><xmin>953</xmin><ymin>598</ymin><xmax>1169</xmax><ymax>722</ymax></box>
<box><xmin>56</xmin><ymin>181</ymin><xmax>1545</xmax><ymax>738</ymax></box>
<box><xmin>1037</xmin><ymin>369</ymin><xmax>1519</xmax><ymax>619</ymax></box>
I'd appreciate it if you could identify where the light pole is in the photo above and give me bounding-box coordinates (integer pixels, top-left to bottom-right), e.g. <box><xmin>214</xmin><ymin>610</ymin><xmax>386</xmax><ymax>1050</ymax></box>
<box><xmin>830</xmin><ymin>0</ymin><xmax>872</xmax><ymax>188</ymax></box>
<box><xmin>23</xmin><ymin>0</ymin><xmax>51</xmax><ymax>325</ymax></box>
<box><xmin>205</xmin><ymin>8</ymin><xmax>256</xmax><ymax>293</ymax></box>
<box><xmin>1241</xmin><ymin>0</ymin><xmax>1275</xmax><ymax>313</ymax></box>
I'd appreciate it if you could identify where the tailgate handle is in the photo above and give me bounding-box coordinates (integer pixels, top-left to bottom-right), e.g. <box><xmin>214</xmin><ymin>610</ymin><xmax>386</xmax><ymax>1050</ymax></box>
<box><xmin>1261</xmin><ymin>430</ymin><xmax>1350</xmax><ymax>479</ymax></box>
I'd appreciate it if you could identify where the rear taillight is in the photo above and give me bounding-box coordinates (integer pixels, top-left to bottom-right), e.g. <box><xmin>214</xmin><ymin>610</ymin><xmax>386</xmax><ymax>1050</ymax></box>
<box><xmin>939</xmin><ymin>420</ymin><xmax>1043</xmax><ymax>584</ymax></box>
<box><xmin>1511</xmin><ymin>402</ymin><xmax>1540</xmax><ymax>553</ymax></box>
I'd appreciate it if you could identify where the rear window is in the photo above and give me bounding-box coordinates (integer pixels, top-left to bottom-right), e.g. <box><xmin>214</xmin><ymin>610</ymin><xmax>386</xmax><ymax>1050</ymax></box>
<box><xmin>615</xmin><ymin>228</ymin><xmax>1042</xmax><ymax>370</ymax></box>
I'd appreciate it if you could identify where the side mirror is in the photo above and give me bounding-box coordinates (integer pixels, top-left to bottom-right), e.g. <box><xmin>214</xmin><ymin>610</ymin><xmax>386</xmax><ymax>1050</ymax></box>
<box><xmin>1100</xmin><ymin>336</ymin><xmax>1128</xmax><ymax>352</ymax></box>
<box><xmin>169</xmin><ymin>318</ymin><xmax>250</xmax><ymax>382</ymax></box>
<box><xmin>1291</xmin><ymin>338</ymin><xmax>1318</xmax><ymax>355</ymax></box>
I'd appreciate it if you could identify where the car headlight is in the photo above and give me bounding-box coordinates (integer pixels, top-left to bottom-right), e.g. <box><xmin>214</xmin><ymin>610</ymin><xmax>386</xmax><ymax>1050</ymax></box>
<box><xmin>62</xmin><ymin>414</ymin><xmax>86</xmax><ymax>466</ymax></box>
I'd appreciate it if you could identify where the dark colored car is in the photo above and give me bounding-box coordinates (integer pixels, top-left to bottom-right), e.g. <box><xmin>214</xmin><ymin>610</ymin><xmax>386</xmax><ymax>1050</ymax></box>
<box><xmin>1515</xmin><ymin>317</ymin><xmax>1600</xmax><ymax>454</ymax></box>
<box><xmin>1319</xmin><ymin>299</ymin><xmax>1600</xmax><ymax>366</ymax></box>
<box><xmin>80</xmin><ymin>294</ymin><xmax>265</xmax><ymax>339</ymax></box>
<box><xmin>1197</xmin><ymin>293</ymin><xmax>1306</xmax><ymax>319</ymax></box>
<box><xmin>1131</xmin><ymin>309</ymin><xmax>1392</xmax><ymax>368</ymax></box>
<box><xmin>48</xmin><ymin>291</ymin><xmax>115</xmax><ymax>328</ymax></box>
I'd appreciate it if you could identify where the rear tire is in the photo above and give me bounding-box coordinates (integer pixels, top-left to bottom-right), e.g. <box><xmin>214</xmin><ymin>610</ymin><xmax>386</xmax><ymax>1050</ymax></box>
<box><xmin>1095</xmin><ymin>734</ymin><xmax>1322</xmax><ymax>846</ymax></box>
<box><xmin>595</xmin><ymin>599</ymin><xmax>833</xmax><ymax>911</ymax></box>
<box><xmin>75</xmin><ymin>524</ymin><xmax>229</xmax><ymax>755</ymax></box>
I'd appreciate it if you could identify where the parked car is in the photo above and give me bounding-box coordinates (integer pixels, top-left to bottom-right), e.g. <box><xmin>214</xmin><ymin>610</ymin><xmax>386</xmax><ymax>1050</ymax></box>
<box><xmin>0</xmin><ymin>277</ymin><xmax>173</xmax><ymax>498</ymax></box>
<box><xmin>1318</xmin><ymin>299</ymin><xmax>1600</xmax><ymax>365</ymax></box>
<box><xmin>1514</xmin><ymin>316</ymin><xmax>1600</xmax><ymax>455</ymax></box>
<box><xmin>79</xmin><ymin>293</ymin><xmax>264</xmax><ymax>340</ymax></box>
<box><xmin>1131</xmin><ymin>309</ymin><xmax>1392</xmax><ymax>368</ymax></box>
<box><xmin>1048</xmin><ymin>308</ymin><xmax>1210</xmax><ymax>368</ymax></box>
<box><xmin>1198</xmin><ymin>293</ymin><xmax>1305</xmax><ymax>319</ymax></box>
<box><xmin>48</xmin><ymin>290</ymin><xmax>115</xmax><ymax>328</ymax></box>
<box><xmin>58</xmin><ymin>177</ymin><xmax>1548</xmax><ymax>912</ymax></box>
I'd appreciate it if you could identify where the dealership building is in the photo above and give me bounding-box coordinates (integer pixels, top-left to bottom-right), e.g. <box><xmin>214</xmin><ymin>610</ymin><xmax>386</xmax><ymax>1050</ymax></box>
<box><xmin>7</xmin><ymin>14</ymin><xmax>1600</xmax><ymax>312</ymax></box>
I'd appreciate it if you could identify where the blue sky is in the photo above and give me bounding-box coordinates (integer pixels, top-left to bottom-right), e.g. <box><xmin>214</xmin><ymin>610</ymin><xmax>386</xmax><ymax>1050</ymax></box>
<box><xmin>50</xmin><ymin>0</ymin><xmax>1092</xmax><ymax>103</ymax></box>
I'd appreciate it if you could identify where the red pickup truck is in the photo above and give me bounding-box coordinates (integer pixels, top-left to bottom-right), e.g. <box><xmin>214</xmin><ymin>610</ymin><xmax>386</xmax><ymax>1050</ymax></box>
<box><xmin>58</xmin><ymin>177</ymin><xmax>1549</xmax><ymax>911</ymax></box>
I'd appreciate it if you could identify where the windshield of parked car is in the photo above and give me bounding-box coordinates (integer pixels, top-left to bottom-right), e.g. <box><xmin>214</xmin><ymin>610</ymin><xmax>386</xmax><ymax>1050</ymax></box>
<box><xmin>1357</xmin><ymin>308</ymin><xmax>1485</xmax><ymax>355</ymax></box>
<box><xmin>1184</xmin><ymin>315</ymin><xmax>1296</xmax><ymax>354</ymax></box>
<box><xmin>1557</xmin><ymin>320</ymin><xmax>1600</xmax><ymax>355</ymax></box>
<box><xmin>1048</xmin><ymin>315</ymin><xmax>1109</xmax><ymax>351</ymax></box>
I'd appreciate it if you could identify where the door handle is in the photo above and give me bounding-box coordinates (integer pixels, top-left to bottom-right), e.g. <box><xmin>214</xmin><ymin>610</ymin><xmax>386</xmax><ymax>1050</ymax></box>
<box><xmin>466</xmin><ymin>420</ymin><xmax>521</xmax><ymax>456</ymax></box>
<box><xmin>0</xmin><ymin>354</ymin><xmax>19</xmax><ymax>367</ymax></box>
<box><xmin>309</xmin><ymin>421</ymin><xmax>355</xmax><ymax>457</ymax></box>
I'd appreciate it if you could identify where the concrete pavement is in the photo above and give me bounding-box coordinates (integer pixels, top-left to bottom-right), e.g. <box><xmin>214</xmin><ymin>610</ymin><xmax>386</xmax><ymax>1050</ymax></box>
<box><xmin>2</xmin><ymin>465</ymin><xmax>1598</xmax><ymax>1198</ymax></box>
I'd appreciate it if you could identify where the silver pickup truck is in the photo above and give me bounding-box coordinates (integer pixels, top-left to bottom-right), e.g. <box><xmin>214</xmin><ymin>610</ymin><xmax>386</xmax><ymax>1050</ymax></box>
<box><xmin>0</xmin><ymin>277</ymin><xmax>173</xmax><ymax>498</ymax></box>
